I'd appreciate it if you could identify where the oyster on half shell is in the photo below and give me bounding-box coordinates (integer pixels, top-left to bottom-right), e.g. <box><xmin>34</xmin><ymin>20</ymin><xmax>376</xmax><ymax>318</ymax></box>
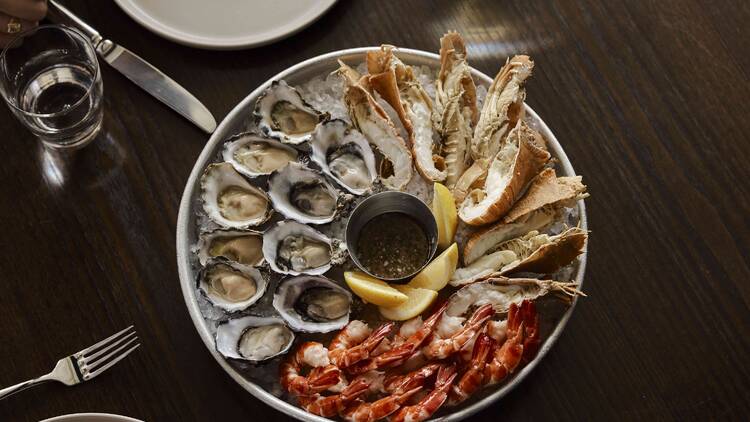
<box><xmin>198</xmin><ymin>260</ymin><xmax>267</xmax><ymax>312</ymax></box>
<box><xmin>201</xmin><ymin>163</ymin><xmax>273</xmax><ymax>229</ymax></box>
<box><xmin>222</xmin><ymin>132</ymin><xmax>298</xmax><ymax>178</ymax></box>
<box><xmin>215</xmin><ymin>315</ymin><xmax>294</xmax><ymax>362</ymax></box>
<box><xmin>268</xmin><ymin>162</ymin><xmax>340</xmax><ymax>224</ymax></box>
<box><xmin>262</xmin><ymin>220</ymin><xmax>335</xmax><ymax>276</ymax></box>
<box><xmin>195</xmin><ymin>229</ymin><xmax>264</xmax><ymax>266</ymax></box>
<box><xmin>310</xmin><ymin>119</ymin><xmax>377</xmax><ymax>195</ymax></box>
<box><xmin>254</xmin><ymin>80</ymin><xmax>325</xmax><ymax>145</ymax></box>
<box><xmin>273</xmin><ymin>275</ymin><xmax>352</xmax><ymax>333</ymax></box>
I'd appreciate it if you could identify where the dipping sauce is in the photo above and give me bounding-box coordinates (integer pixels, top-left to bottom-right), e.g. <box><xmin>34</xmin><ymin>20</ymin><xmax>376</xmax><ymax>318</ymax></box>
<box><xmin>356</xmin><ymin>212</ymin><xmax>430</xmax><ymax>279</ymax></box>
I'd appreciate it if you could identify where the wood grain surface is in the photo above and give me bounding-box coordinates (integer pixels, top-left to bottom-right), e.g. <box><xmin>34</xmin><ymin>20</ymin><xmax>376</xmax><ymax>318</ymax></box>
<box><xmin>1</xmin><ymin>1</ymin><xmax>748</xmax><ymax>420</ymax></box>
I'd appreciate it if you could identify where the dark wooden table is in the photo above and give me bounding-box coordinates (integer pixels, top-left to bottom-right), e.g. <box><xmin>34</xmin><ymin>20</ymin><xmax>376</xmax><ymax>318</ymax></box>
<box><xmin>1</xmin><ymin>1</ymin><xmax>748</xmax><ymax>420</ymax></box>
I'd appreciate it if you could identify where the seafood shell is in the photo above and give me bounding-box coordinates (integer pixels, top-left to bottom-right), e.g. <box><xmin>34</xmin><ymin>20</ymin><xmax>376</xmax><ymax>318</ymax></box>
<box><xmin>200</xmin><ymin>163</ymin><xmax>273</xmax><ymax>229</ymax></box>
<box><xmin>435</xmin><ymin>31</ymin><xmax>478</xmax><ymax>190</ymax></box>
<box><xmin>458</xmin><ymin>121</ymin><xmax>550</xmax><ymax>226</ymax></box>
<box><xmin>195</xmin><ymin>229</ymin><xmax>264</xmax><ymax>267</ymax></box>
<box><xmin>338</xmin><ymin>61</ymin><xmax>413</xmax><ymax>190</ymax></box>
<box><xmin>273</xmin><ymin>275</ymin><xmax>352</xmax><ymax>333</ymax></box>
<box><xmin>367</xmin><ymin>45</ymin><xmax>445</xmax><ymax>182</ymax></box>
<box><xmin>262</xmin><ymin>220</ymin><xmax>334</xmax><ymax>276</ymax></box>
<box><xmin>452</xmin><ymin>227</ymin><xmax>588</xmax><ymax>286</ymax></box>
<box><xmin>222</xmin><ymin>132</ymin><xmax>298</xmax><ymax>178</ymax></box>
<box><xmin>216</xmin><ymin>315</ymin><xmax>294</xmax><ymax>362</ymax></box>
<box><xmin>198</xmin><ymin>260</ymin><xmax>267</xmax><ymax>312</ymax></box>
<box><xmin>310</xmin><ymin>119</ymin><xmax>377</xmax><ymax>195</ymax></box>
<box><xmin>268</xmin><ymin>162</ymin><xmax>340</xmax><ymax>224</ymax></box>
<box><xmin>254</xmin><ymin>80</ymin><xmax>325</xmax><ymax>144</ymax></box>
<box><xmin>454</xmin><ymin>55</ymin><xmax>534</xmax><ymax>203</ymax></box>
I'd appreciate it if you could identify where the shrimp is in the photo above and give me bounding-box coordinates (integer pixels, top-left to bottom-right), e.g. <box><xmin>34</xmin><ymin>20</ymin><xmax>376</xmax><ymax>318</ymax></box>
<box><xmin>423</xmin><ymin>303</ymin><xmax>494</xmax><ymax>360</ymax></box>
<box><xmin>383</xmin><ymin>363</ymin><xmax>441</xmax><ymax>394</ymax></box>
<box><xmin>391</xmin><ymin>364</ymin><xmax>458</xmax><ymax>422</ymax></box>
<box><xmin>342</xmin><ymin>387</ymin><xmax>422</xmax><ymax>422</ymax></box>
<box><xmin>485</xmin><ymin>300</ymin><xmax>537</xmax><ymax>384</ymax></box>
<box><xmin>448</xmin><ymin>333</ymin><xmax>493</xmax><ymax>406</ymax></box>
<box><xmin>349</xmin><ymin>303</ymin><xmax>448</xmax><ymax>374</ymax></box>
<box><xmin>280</xmin><ymin>341</ymin><xmax>341</xmax><ymax>396</ymax></box>
<box><xmin>329</xmin><ymin>321</ymin><xmax>395</xmax><ymax>368</ymax></box>
<box><xmin>298</xmin><ymin>379</ymin><xmax>369</xmax><ymax>418</ymax></box>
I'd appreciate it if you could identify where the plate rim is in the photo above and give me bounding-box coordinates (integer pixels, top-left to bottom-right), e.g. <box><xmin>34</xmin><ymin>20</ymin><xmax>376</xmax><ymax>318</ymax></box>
<box><xmin>40</xmin><ymin>413</ymin><xmax>144</xmax><ymax>422</ymax></box>
<box><xmin>113</xmin><ymin>0</ymin><xmax>338</xmax><ymax>50</ymax></box>
<box><xmin>176</xmin><ymin>47</ymin><xmax>587</xmax><ymax>421</ymax></box>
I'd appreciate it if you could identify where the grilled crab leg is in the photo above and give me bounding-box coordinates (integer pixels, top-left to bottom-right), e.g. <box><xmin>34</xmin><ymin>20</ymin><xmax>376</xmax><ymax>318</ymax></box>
<box><xmin>435</xmin><ymin>31</ymin><xmax>478</xmax><ymax>190</ymax></box>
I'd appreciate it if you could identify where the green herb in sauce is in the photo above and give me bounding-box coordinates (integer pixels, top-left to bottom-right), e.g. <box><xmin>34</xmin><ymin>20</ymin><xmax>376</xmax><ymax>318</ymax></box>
<box><xmin>356</xmin><ymin>212</ymin><xmax>429</xmax><ymax>279</ymax></box>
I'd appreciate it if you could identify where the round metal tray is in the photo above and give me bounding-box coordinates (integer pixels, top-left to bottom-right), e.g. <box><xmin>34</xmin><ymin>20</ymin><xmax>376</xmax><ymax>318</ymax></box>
<box><xmin>176</xmin><ymin>47</ymin><xmax>588</xmax><ymax>421</ymax></box>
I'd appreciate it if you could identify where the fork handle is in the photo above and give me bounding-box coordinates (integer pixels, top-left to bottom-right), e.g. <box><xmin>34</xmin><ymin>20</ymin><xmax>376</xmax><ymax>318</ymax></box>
<box><xmin>0</xmin><ymin>374</ymin><xmax>53</xmax><ymax>400</ymax></box>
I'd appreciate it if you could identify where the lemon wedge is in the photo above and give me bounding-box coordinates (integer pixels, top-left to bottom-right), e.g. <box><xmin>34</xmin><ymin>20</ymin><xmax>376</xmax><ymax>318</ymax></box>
<box><xmin>432</xmin><ymin>183</ymin><xmax>458</xmax><ymax>250</ymax></box>
<box><xmin>379</xmin><ymin>285</ymin><xmax>438</xmax><ymax>321</ymax></box>
<box><xmin>344</xmin><ymin>271</ymin><xmax>408</xmax><ymax>307</ymax></box>
<box><xmin>408</xmin><ymin>243</ymin><xmax>458</xmax><ymax>291</ymax></box>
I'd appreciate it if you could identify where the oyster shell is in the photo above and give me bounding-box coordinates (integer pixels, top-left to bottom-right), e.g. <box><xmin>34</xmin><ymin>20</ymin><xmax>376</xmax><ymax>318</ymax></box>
<box><xmin>268</xmin><ymin>162</ymin><xmax>340</xmax><ymax>224</ymax></box>
<box><xmin>216</xmin><ymin>315</ymin><xmax>294</xmax><ymax>362</ymax></box>
<box><xmin>367</xmin><ymin>45</ymin><xmax>445</xmax><ymax>182</ymax></box>
<box><xmin>200</xmin><ymin>163</ymin><xmax>272</xmax><ymax>229</ymax></box>
<box><xmin>198</xmin><ymin>260</ymin><xmax>267</xmax><ymax>312</ymax></box>
<box><xmin>273</xmin><ymin>275</ymin><xmax>352</xmax><ymax>333</ymax></box>
<box><xmin>310</xmin><ymin>119</ymin><xmax>377</xmax><ymax>195</ymax></box>
<box><xmin>454</xmin><ymin>55</ymin><xmax>534</xmax><ymax>203</ymax></box>
<box><xmin>254</xmin><ymin>80</ymin><xmax>324</xmax><ymax>144</ymax></box>
<box><xmin>196</xmin><ymin>229</ymin><xmax>264</xmax><ymax>266</ymax></box>
<box><xmin>262</xmin><ymin>220</ymin><xmax>334</xmax><ymax>276</ymax></box>
<box><xmin>451</xmin><ymin>227</ymin><xmax>588</xmax><ymax>286</ymax></box>
<box><xmin>458</xmin><ymin>121</ymin><xmax>550</xmax><ymax>226</ymax></box>
<box><xmin>222</xmin><ymin>132</ymin><xmax>298</xmax><ymax>178</ymax></box>
<box><xmin>435</xmin><ymin>31</ymin><xmax>478</xmax><ymax>190</ymax></box>
<box><xmin>338</xmin><ymin>61</ymin><xmax>413</xmax><ymax>190</ymax></box>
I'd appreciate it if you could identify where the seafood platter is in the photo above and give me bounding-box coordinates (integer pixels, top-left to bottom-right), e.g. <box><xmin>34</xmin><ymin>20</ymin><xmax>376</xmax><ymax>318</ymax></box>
<box><xmin>176</xmin><ymin>32</ymin><xmax>589</xmax><ymax>422</ymax></box>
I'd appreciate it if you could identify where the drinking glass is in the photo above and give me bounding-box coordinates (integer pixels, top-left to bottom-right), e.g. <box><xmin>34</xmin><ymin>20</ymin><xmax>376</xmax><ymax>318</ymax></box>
<box><xmin>0</xmin><ymin>25</ymin><xmax>103</xmax><ymax>149</ymax></box>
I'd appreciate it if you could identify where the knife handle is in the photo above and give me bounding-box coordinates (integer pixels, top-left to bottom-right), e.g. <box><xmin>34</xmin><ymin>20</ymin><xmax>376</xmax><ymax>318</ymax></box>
<box><xmin>47</xmin><ymin>0</ymin><xmax>102</xmax><ymax>47</ymax></box>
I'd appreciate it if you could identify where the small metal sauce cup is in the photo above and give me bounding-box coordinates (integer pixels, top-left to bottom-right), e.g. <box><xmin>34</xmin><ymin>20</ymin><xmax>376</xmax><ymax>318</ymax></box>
<box><xmin>345</xmin><ymin>191</ymin><xmax>438</xmax><ymax>284</ymax></box>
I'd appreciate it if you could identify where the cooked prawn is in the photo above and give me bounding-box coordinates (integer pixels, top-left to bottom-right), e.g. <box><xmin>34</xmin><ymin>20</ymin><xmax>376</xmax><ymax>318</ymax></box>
<box><xmin>383</xmin><ymin>363</ymin><xmax>441</xmax><ymax>394</ymax></box>
<box><xmin>448</xmin><ymin>333</ymin><xmax>493</xmax><ymax>406</ymax></box>
<box><xmin>342</xmin><ymin>387</ymin><xmax>422</xmax><ymax>422</ymax></box>
<box><xmin>391</xmin><ymin>364</ymin><xmax>458</xmax><ymax>422</ymax></box>
<box><xmin>298</xmin><ymin>379</ymin><xmax>369</xmax><ymax>418</ymax></box>
<box><xmin>280</xmin><ymin>341</ymin><xmax>341</xmax><ymax>396</ymax></box>
<box><xmin>484</xmin><ymin>301</ymin><xmax>535</xmax><ymax>385</ymax></box>
<box><xmin>329</xmin><ymin>321</ymin><xmax>395</xmax><ymax>368</ymax></box>
<box><xmin>423</xmin><ymin>303</ymin><xmax>494</xmax><ymax>359</ymax></box>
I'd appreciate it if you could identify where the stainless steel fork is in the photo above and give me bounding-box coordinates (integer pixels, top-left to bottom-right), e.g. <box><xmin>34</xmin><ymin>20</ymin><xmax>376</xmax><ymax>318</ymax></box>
<box><xmin>0</xmin><ymin>325</ymin><xmax>140</xmax><ymax>400</ymax></box>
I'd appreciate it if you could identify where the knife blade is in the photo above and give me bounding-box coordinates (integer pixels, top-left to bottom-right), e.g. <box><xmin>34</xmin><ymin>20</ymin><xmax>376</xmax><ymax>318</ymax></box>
<box><xmin>47</xmin><ymin>1</ymin><xmax>217</xmax><ymax>134</ymax></box>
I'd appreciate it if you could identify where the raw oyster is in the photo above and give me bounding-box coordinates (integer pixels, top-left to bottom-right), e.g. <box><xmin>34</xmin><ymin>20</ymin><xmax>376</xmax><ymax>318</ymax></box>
<box><xmin>198</xmin><ymin>260</ymin><xmax>266</xmax><ymax>312</ymax></box>
<box><xmin>458</xmin><ymin>121</ymin><xmax>550</xmax><ymax>226</ymax></box>
<box><xmin>273</xmin><ymin>275</ymin><xmax>352</xmax><ymax>333</ymax></box>
<box><xmin>435</xmin><ymin>31</ymin><xmax>478</xmax><ymax>190</ymax></box>
<box><xmin>367</xmin><ymin>45</ymin><xmax>445</xmax><ymax>182</ymax></box>
<box><xmin>215</xmin><ymin>315</ymin><xmax>294</xmax><ymax>362</ymax></box>
<box><xmin>195</xmin><ymin>229</ymin><xmax>264</xmax><ymax>266</ymax></box>
<box><xmin>268</xmin><ymin>162</ymin><xmax>340</xmax><ymax>224</ymax></box>
<box><xmin>222</xmin><ymin>132</ymin><xmax>298</xmax><ymax>178</ymax></box>
<box><xmin>454</xmin><ymin>55</ymin><xmax>534</xmax><ymax>203</ymax></box>
<box><xmin>310</xmin><ymin>119</ymin><xmax>377</xmax><ymax>195</ymax></box>
<box><xmin>338</xmin><ymin>61</ymin><xmax>413</xmax><ymax>190</ymax></box>
<box><xmin>263</xmin><ymin>220</ymin><xmax>334</xmax><ymax>276</ymax></box>
<box><xmin>254</xmin><ymin>80</ymin><xmax>324</xmax><ymax>144</ymax></box>
<box><xmin>451</xmin><ymin>227</ymin><xmax>588</xmax><ymax>286</ymax></box>
<box><xmin>201</xmin><ymin>162</ymin><xmax>272</xmax><ymax>229</ymax></box>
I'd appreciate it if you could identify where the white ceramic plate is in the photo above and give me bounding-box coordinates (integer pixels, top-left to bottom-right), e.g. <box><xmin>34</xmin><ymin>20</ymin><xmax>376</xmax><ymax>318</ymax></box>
<box><xmin>113</xmin><ymin>0</ymin><xmax>337</xmax><ymax>50</ymax></box>
<box><xmin>176</xmin><ymin>48</ymin><xmax>587</xmax><ymax>421</ymax></box>
<box><xmin>41</xmin><ymin>414</ymin><xmax>143</xmax><ymax>422</ymax></box>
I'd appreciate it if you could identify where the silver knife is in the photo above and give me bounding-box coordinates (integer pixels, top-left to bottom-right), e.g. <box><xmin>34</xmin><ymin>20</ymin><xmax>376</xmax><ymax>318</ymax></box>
<box><xmin>47</xmin><ymin>0</ymin><xmax>217</xmax><ymax>134</ymax></box>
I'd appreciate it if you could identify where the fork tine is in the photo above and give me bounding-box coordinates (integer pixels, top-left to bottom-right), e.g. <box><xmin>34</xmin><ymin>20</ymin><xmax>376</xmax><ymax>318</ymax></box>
<box><xmin>86</xmin><ymin>336</ymin><xmax>138</xmax><ymax>371</ymax></box>
<box><xmin>78</xmin><ymin>325</ymin><xmax>135</xmax><ymax>356</ymax></box>
<box><xmin>86</xmin><ymin>343</ymin><xmax>141</xmax><ymax>380</ymax></box>
<box><xmin>83</xmin><ymin>330</ymin><xmax>137</xmax><ymax>363</ymax></box>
